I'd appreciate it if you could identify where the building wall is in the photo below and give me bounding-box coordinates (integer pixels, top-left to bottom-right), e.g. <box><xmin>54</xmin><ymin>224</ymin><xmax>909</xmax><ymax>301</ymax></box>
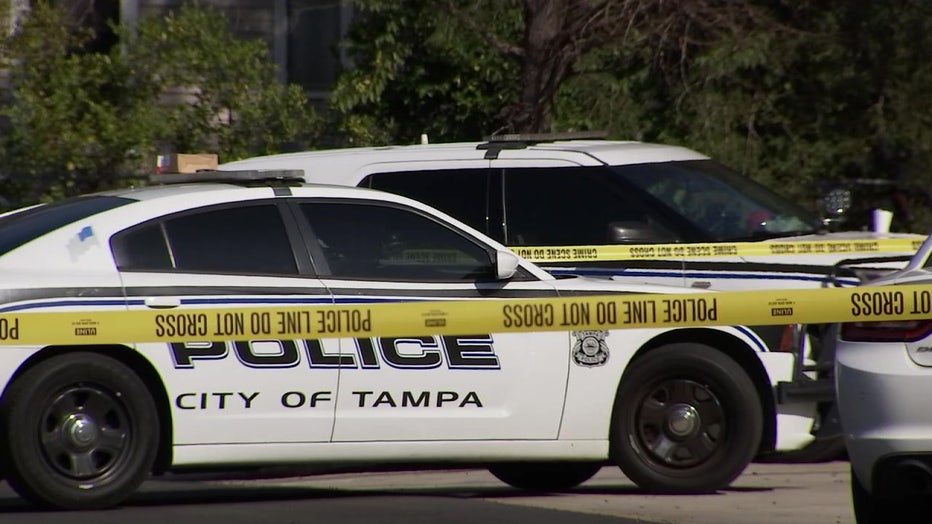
<box><xmin>3</xmin><ymin>0</ymin><xmax>350</xmax><ymax>101</ymax></box>
<box><xmin>130</xmin><ymin>0</ymin><xmax>351</xmax><ymax>99</ymax></box>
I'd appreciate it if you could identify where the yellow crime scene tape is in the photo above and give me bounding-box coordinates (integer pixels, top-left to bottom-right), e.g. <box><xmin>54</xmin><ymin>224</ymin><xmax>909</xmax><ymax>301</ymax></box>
<box><xmin>510</xmin><ymin>237</ymin><xmax>926</xmax><ymax>262</ymax></box>
<box><xmin>0</xmin><ymin>284</ymin><xmax>930</xmax><ymax>345</ymax></box>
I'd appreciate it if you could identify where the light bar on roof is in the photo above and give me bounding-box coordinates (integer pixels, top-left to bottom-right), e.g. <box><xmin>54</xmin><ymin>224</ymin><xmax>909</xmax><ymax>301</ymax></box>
<box><xmin>149</xmin><ymin>169</ymin><xmax>306</xmax><ymax>185</ymax></box>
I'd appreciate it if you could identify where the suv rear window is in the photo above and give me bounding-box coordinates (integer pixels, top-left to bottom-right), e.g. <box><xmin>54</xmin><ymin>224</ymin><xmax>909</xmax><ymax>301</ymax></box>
<box><xmin>0</xmin><ymin>196</ymin><xmax>134</xmax><ymax>257</ymax></box>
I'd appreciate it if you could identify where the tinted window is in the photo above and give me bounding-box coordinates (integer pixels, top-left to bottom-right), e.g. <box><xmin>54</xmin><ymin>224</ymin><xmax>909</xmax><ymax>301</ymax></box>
<box><xmin>114</xmin><ymin>204</ymin><xmax>298</xmax><ymax>275</ymax></box>
<box><xmin>114</xmin><ymin>223</ymin><xmax>172</xmax><ymax>270</ymax></box>
<box><xmin>301</xmin><ymin>202</ymin><xmax>492</xmax><ymax>281</ymax></box>
<box><xmin>0</xmin><ymin>196</ymin><xmax>133</xmax><ymax>257</ymax></box>
<box><xmin>366</xmin><ymin>169</ymin><xmax>491</xmax><ymax>235</ymax></box>
<box><xmin>614</xmin><ymin>160</ymin><xmax>821</xmax><ymax>241</ymax></box>
<box><xmin>504</xmin><ymin>167</ymin><xmax>684</xmax><ymax>245</ymax></box>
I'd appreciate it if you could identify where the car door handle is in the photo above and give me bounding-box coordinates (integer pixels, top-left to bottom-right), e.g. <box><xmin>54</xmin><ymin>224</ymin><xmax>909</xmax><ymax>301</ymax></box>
<box><xmin>144</xmin><ymin>297</ymin><xmax>181</xmax><ymax>309</ymax></box>
<box><xmin>691</xmin><ymin>281</ymin><xmax>712</xmax><ymax>289</ymax></box>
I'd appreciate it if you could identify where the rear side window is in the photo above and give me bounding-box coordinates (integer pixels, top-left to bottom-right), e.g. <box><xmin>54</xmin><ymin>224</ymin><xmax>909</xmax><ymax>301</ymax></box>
<box><xmin>113</xmin><ymin>203</ymin><xmax>298</xmax><ymax>275</ymax></box>
<box><xmin>0</xmin><ymin>196</ymin><xmax>134</xmax><ymax>257</ymax></box>
<box><xmin>366</xmin><ymin>169</ymin><xmax>492</xmax><ymax>235</ymax></box>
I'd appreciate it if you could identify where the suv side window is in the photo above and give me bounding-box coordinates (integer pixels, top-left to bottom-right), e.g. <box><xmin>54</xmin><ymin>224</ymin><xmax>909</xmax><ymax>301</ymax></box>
<box><xmin>299</xmin><ymin>201</ymin><xmax>494</xmax><ymax>281</ymax></box>
<box><xmin>113</xmin><ymin>204</ymin><xmax>298</xmax><ymax>275</ymax></box>
<box><xmin>365</xmin><ymin>169</ymin><xmax>492</xmax><ymax>236</ymax></box>
<box><xmin>503</xmin><ymin>167</ymin><xmax>683</xmax><ymax>245</ymax></box>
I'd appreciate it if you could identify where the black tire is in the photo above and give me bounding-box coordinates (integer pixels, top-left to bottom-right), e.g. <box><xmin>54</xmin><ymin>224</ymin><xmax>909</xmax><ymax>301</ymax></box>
<box><xmin>610</xmin><ymin>343</ymin><xmax>762</xmax><ymax>493</ymax></box>
<box><xmin>0</xmin><ymin>352</ymin><xmax>159</xmax><ymax>510</ymax></box>
<box><xmin>488</xmin><ymin>462</ymin><xmax>603</xmax><ymax>492</ymax></box>
<box><xmin>851</xmin><ymin>466</ymin><xmax>931</xmax><ymax>524</ymax></box>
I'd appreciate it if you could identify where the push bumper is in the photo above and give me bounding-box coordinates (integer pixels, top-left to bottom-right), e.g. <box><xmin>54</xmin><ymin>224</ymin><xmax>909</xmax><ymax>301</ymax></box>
<box><xmin>774</xmin><ymin>322</ymin><xmax>841</xmax><ymax>440</ymax></box>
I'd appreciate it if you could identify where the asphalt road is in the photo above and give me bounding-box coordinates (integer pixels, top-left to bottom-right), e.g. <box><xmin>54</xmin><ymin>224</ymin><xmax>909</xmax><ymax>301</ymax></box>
<box><xmin>0</xmin><ymin>461</ymin><xmax>854</xmax><ymax>524</ymax></box>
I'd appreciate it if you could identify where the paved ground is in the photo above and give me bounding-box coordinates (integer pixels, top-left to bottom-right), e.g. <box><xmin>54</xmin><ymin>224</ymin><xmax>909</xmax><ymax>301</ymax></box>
<box><xmin>0</xmin><ymin>461</ymin><xmax>855</xmax><ymax>524</ymax></box>
<box><xmin>219</xmin><ymin>460</ymin><xmax>855</xmax><ymax>524</ymax></box>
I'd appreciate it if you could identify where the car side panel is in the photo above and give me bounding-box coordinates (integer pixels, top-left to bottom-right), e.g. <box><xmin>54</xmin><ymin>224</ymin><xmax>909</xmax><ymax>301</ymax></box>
<box><xmin>121</xmin><ymin>272</ymin><xmax>340</xmax><ymax>445</ymax></box>
<box><xmin>325</xmin><ymin>282</ymin><xmax>570</xmax><ymax>442</ymax></box>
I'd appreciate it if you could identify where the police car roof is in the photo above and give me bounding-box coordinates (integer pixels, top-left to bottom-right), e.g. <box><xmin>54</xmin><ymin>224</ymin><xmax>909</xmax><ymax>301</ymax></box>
<box><xmin>98</xmin><ymin>178</ymin><xmax>405</xmax><ymax>203</ymax></box>
<box><xmin>219</xmin><ymin>140</ymin><xmax>710</xmax><ymax>183</ymax></box>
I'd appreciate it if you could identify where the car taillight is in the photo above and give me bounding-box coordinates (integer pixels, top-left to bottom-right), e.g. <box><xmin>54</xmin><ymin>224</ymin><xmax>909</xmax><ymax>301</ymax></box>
<box><xmin>840</xmin><ymin>319</ymin><xmax>932</xmax><ymax>342</ymax></box>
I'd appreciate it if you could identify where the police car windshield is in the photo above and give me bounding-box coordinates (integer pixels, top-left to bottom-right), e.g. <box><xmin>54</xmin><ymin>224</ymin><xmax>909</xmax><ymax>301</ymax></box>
<box><xmin>612</xmin><ymin>160</ymin><xmax>822</xmax><ymax>242</ymax></box>
<box><xmin>0</xmin><ymin>195</ymin><xmax>134</xmax><ymax>257</ymax></box>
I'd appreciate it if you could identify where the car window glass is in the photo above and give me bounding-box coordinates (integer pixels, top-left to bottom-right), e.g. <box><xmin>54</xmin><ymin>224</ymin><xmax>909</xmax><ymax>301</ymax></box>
<box><xmin>0</xmin><ymin>196</ymin><xmax>133</xmax><ymax>257</ymax></box>
<box><xmin>114</xmin><ymin>204</ymin><xmax>298</xmax><ymax>275</ymax></box>
<box><xmin>614</xmin><ymin>160</ymin><xmax>820</xmax><ymax>241</ymax></box>
<box><xmin>504</xmin><ymin>167</ymin><xmax>682</xmax><ymax>245</ymax></box>
<box><xmin>113</xmin><ymin>223</ymin><xmax>172</xmax><ymax>270</ymax></box>
<box><xmin>366</xmin><ymin>169</ymin><xmax>491</xmax><ymax>235</ymax></box>
<box><xmin>300</xmin><ymin>202</ymin><xmax>492</xmax><ymax>281</ymax></box>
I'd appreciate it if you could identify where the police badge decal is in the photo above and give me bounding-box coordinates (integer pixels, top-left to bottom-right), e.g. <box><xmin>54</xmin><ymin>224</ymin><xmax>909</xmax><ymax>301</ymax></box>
<box><xmin>572</xmin><ymin>330</ymin><xmax>609</xmax><ymax>367</ymax></box>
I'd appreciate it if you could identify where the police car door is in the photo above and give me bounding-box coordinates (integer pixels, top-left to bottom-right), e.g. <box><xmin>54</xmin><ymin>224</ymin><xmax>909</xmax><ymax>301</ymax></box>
<box><xmin>293</xmin><ymin>198</ymin><xmax>569</xmax><ymax>442</ymax></box>
<box><xmin>112</xmin><ymin>200</ymin><xmax>338</xmax><ymax>446</ymax></box>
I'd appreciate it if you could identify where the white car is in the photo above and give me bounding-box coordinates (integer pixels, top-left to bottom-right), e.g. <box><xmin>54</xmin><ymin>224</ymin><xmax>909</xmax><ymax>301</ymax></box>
<box><xmin>221</xmin><ymin>134</ymin><xmax>923</xmax><ymax>292</ymax></box>
<box><xmin>836</xmin><ymin>233</ymin><xmax>932</xmax><ymax>523</ymax></box>
<box><xmin>222</xmin><ymin>134</ymin><xmax>924</xmax><ymax>457</ymax></box>
<box><xmin>0</xmin><ymin>170</ymin><xmax>822</xmax><ymax>510</ymax></box>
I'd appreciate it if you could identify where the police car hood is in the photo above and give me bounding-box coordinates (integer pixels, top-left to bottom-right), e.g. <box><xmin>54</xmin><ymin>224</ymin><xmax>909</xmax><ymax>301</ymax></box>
<box><xmin>546</xmin><ymin>274</ymin><xmax>709</xmax><ymax>296</ymax></box>
<box><xmin>771</xmin><ymin>231</ymin><xmax>923</xmax><ymax>243</ymax></box>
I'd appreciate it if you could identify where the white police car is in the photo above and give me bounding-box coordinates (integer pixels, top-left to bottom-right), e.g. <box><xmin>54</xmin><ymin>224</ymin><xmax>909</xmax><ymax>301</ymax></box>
<box><xmin>0</xmin><ymin>170</ymin><xmax>821</xmax><ymax>509</ymax></box>
<box><xmin>836</xmin><ymin>234</ymin><xmax>932</xmax><ymax>523</ymax></box>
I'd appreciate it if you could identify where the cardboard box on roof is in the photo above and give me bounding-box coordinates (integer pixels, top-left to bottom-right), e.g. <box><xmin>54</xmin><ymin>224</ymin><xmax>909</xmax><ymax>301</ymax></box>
<box><xmin>157</xmin><ymin>154</ymin><xmax>219</xmax><ymax>174</ymax></box>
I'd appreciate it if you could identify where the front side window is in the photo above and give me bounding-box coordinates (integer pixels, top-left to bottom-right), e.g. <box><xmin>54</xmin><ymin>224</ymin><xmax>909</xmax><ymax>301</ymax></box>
<box><xmin>300</xmin><ymin>201</ymin><xmax>493</xmax><ymax>281</ymax></box>
<box><xmin>113</xmin><ymin>203</ymin><xmax>298</xmax><ymax>275</ymax></box>
<box><xmin>614</xmin><ymin>160</ymin><xmax>822</xmax><ymax>241</ymax></box>
<box><xmin>504</xmin><ymin>167</ymin><xmax>686</xmax><ymax>246</ymax></box>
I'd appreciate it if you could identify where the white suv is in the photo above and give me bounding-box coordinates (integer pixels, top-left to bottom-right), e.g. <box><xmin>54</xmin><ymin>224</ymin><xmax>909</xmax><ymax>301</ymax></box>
<box><xmin>222</xmin><ymin>135</ymin><xmax>925</xmax><ymax>457</ymax></box>
<box><xmin>223</xmin><ymin>135</ymin><xmax>921</xmax><ymax>291</ymax></box>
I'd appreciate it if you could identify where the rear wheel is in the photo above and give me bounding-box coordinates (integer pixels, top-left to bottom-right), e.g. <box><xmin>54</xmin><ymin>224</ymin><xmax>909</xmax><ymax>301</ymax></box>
<box><xmin>0</xmin><ymin>352</ymin><xmax>159</xmax><ymax>510</ymax></box>
<box><xmin>488</xmin><ymin>462</ymin><xmax>602</xmax><ymax>492</ymax></box>
<box><xmin>610</xmin><ymin>343</ymin><xmax>762</xmax><ymax>492</ymax></box>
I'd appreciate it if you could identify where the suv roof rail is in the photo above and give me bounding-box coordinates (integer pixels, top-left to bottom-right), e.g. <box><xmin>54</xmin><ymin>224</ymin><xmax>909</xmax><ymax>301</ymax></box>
<box><xmin>477</xmin><ymin>131</ymin><xmax>608</xmax><ymax>159</ymax></box>
<box><xmin>149</xmin><ymin>169</ymin><xmax>306</xmax><ymax>186</ymax></box>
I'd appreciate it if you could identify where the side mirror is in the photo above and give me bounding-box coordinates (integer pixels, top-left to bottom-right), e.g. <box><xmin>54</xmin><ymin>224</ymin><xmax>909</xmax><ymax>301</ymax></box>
<box><xmin>819</xmin><ymin>188</ymin><xmax>852</xmax><ymax>230</ymax></box>
<box><xmin>606</xmin><ymin>221</ymin><xmax>675</xmax><ymax>244</ymax></box>
<box><xmin>494</xmin><ymin>250</ymin><xmax>519</xmax><ymax>280</ymax></box>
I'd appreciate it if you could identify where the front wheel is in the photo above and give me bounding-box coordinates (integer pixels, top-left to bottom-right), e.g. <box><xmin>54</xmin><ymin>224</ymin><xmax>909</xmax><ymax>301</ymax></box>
<box><xmin>610</xmin><ymin>343</ymin><xmax>762</xmax><ymax>493</ymax></box>
<box><xmin>0</xmin><ymin>352</ymin><xmax>159</xmax><ymax>510</ymax></box>
<box><xmin>488</xmin><ymin>462</ymin><xmax>603</xmax><ymax>492</ymax></box>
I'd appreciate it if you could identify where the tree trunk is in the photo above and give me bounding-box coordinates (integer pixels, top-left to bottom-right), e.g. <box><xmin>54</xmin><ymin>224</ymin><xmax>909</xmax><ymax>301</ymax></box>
<box><xmin>509</xmin><ymin>0</ymin><xmax>579</xmax><ymax>133</ymax></box>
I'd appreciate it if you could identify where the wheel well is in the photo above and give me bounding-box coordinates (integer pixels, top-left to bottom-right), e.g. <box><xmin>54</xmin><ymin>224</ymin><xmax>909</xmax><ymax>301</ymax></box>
<box><xmin>624</xmin><ymin>329</ymin><xmax>777</xmax><ymax>454</ymax></box>
<box><xmin>6</xmin><ymin>345</ymin><xmax>174</xmax><ymax>474</ymax></box>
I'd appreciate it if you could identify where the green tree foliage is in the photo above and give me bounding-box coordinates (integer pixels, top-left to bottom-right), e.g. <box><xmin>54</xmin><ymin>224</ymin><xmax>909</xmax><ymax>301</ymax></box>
<box><xmin>332</xmin><ymin>0</ymin><xmax>932</xmax><ymax>231</ymax></box>
<box><xmin>559</xmin><ymin>1</ymin><xmax>932</xmax><ymax>230</ymax></box>
<box><xmin>329</xmin><ymin>0</ymin><xmax>521</xmax><ymax>145</ymax></box>
<box><xmin>331</xmin><ymin>0</ymin><xmax>769</xmax><ymax>141</ymax></box>
<box><xmin>0</xmin><ymin>1</ymin><xmax>320</xmax><ymax>208</ymax></box>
